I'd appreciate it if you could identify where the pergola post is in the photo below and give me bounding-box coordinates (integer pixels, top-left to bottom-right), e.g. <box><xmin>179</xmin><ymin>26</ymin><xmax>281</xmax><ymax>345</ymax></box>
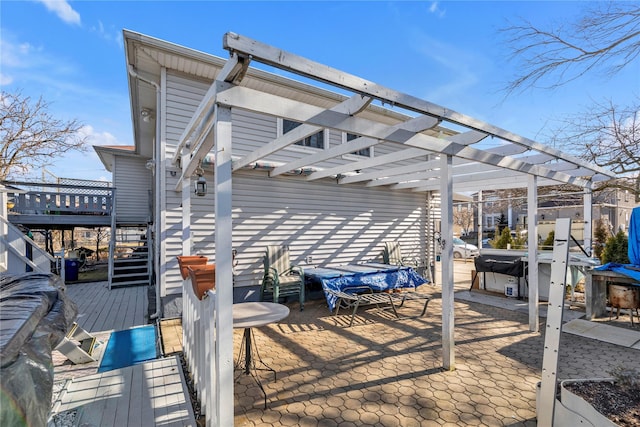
<box><xmin>527</xmin><ymin>175</ymin><xmax>539</xmax><ymax>332</ymax></box>
<box><xmin>477</xmin><ymin>190</ymin><xmax>483</xmax><ymax>249</ymax></box>
<box><xmin>440</xmin><ymin>154</ymin><xmax>455</xmax><ymax>370</ymax></box>
<box><xmin>583</xmin><ymin>187</ymin><xmax>593</xmax><ymax>256</ymax></box>
<box><xmin>214</xmin><ymin>105</ymin><xmax>234</xmax><ymax>425</ymax></box>
<box><xmin>181</xmin><ymin>145</ymin><xmax>192</xmax><ymax>256</ymax></box>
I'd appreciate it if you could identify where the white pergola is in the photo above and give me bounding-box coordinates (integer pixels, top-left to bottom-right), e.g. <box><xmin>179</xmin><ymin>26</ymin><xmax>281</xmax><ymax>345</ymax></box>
<box><xmin>173</xmin><ymin>32</ymin><xmax>616</xmax><ymax>424</ymax></box>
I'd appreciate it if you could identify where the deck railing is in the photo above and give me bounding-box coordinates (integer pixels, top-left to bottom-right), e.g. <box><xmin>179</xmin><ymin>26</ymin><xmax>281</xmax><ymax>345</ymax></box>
<box><xmin>182</xmin><ymin>282</ymin><xmax>217</xmax><ymax>427</ymax></box>
<box><xmin>0</xmin><ymin>215</ymin><xmax>56</xmax><ymax>274</ymax></box>
<box><xmin>5</xmin><ymin>181</ymin><xmax>113</xmax><ymax>216</ymax></box>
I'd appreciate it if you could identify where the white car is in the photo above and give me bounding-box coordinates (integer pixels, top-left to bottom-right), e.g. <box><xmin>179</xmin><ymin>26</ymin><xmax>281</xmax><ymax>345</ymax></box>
<box><xmin>452</xmin><ymin>237</ymin><xmax>479</xmax><ymax>259</ymax></box>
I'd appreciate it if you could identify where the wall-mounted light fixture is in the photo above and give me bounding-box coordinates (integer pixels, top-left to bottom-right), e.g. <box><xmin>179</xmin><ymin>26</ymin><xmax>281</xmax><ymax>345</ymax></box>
<box><xmin>141</xmin><ymin>108</ymin><xmax>155</xmax><ymax>123</ymax></box>
<box><xmin>194</xmin><ymin>164</ymin><xmax>207</xmax><ymax>197</ymax></box>
<box><xmin>195</xmin><ymin>175</ymin><xmax>207</xmax><ymax>196</ymax></box>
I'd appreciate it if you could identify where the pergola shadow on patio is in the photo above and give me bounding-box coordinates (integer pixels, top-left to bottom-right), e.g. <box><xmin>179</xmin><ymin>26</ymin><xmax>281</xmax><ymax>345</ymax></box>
<box><xmin>232</xmin><ymin>292</ymin><xmax>640</xmax><ymax>426</ymax></box>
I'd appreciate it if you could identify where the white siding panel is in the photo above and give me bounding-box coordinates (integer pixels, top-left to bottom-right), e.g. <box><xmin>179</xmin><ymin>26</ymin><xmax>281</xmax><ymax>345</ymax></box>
<box><xmin>161</xmin><ymin>72</ymin><xmax>430</xmax><ymax>297</ymax></box>
<box><xmin>114</xmin><ymin>156</ymin><xmax>152</xmax><ymax>224</ymax></box>
<box><xmin>170</xmin><ymin>170</ymin><xmax>426</xmax><ymax>293</ymax></box>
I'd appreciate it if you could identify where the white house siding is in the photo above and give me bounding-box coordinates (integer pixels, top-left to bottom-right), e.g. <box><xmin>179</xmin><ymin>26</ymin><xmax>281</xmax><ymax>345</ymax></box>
<box><xmin>161</xmin><ymin>71</ymin><xmax>430</xmax><ymax>297</ymax></box>
<box><xmin>114</xmin><ymin>156</ymin><xmax>152</xmax><ymax>225</ymax></box>
<box><xmin>162</xmin><ymin>73</ymin><xmax>214</xmax><ymax>296</ymax></box>
<box><xmin>230</xmin><ymin>171</ymin><xmax>426</xmax><ymax>289</ymax></box>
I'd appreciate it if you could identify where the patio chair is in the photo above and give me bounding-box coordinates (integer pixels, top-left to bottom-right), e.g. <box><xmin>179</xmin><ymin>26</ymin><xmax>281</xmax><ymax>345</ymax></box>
<box><xmin>383</xmin><ymin>241</ymin><xmax>424</xmax><ymax>272</ymax></box>
<box><xmin>382</xmin><ymin>240</ymin><xmax>433</xmax><ymax>281</ymax></box>
<box><xmin>261</xmin><ymin>245</ymin><xmax>305</xmax><ymax>310</ymax></box>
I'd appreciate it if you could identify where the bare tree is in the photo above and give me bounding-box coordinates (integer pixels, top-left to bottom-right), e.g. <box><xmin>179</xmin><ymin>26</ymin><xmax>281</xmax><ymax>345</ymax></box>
<box><xmin>95</xmin><ymin>227</ymin><xmax>110</xmax><ymax>262</ymax></box>
<box><xmin>0</xmin><ymin>90</ymin><xmax>88</xmax><ymax>179</ymax></box>
<box><xmin>501</xmin><ymin>2</ymin><xmax>640</xmax><ymax>94</ymax></box>
<box><xmin>501</xmin><ymin>3</ymin><xmax>640</xmax><ymax>201</ymax></box>
<box><xmin>453</xmin><ymin>205</ymin><xmax>475</xmax><ymax>236</ymax></box>
<box><xmin>548</xmin><ymin>99</ymin><xmax>640</xmax><ymax>201</ymax></box>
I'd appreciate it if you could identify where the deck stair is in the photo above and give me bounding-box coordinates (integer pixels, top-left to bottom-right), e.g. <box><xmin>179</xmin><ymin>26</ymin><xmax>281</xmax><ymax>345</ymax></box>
<box><xmin>109</xmin><ymin>226</ymin><xmax>151</xmax><ymax>289</ymax></box>
<box><xmin>55</xmin><ymin>322</ymin><xmax>99</xmax><ymax>364</ymax></box>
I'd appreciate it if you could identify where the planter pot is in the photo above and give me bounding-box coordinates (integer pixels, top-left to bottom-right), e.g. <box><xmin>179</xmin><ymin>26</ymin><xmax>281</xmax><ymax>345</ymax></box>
<box><xmin>560</xmin><ymin>378</ymin><xmax>619</xmax><ymax>427</ymax></box>
<box><xmin>187</xmin><ymin>264</ymin><xmax>216</xmax><ymax>300</ymax></box>
<box><xmin>177</xmin><ymin>255</ymin><xmax>209</xmax><ymax>280</ymax></box>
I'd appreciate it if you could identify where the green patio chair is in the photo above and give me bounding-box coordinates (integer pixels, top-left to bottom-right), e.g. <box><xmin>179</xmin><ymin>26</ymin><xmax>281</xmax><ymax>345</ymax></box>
<box><xmin>382</xmin><ymin>241</ymin><xmax>427</xmax><ymax>278</ymax></box>
<box><xmin>261</xmin><ymin>245</ymin><xmax>305</xmax><ymax>310</ymax></box>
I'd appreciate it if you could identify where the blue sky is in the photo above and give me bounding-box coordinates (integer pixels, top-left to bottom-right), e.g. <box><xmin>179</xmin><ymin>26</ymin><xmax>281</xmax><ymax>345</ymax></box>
<box><xmin>2</xmin><ymin>1</ymin><xmax>638</xmax><ymax>182</ymax></box>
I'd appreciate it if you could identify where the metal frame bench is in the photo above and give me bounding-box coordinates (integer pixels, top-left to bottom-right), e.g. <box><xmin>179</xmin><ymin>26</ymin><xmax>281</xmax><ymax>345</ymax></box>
<box><xmin>328</xmin><ymin>285</ymin><xmax>430</xmax><ymax>327</ymax></box>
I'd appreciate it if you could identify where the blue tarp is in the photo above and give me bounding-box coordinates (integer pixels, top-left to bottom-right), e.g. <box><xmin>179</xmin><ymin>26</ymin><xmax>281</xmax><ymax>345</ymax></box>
<box><xmin>595</xmin><ymin>206</ymin><xmax>640</xmax><ymax>283</ymax></box>
<box><xmin>629</xmin><ymin>206</ymin><xmax>640</xmax><ymax>265</ymax></box>
<box><xmin>305</xmin><ymin>263</ymin><xmax>429</xmax><ymax>311</ymax></box>
<box><xmin>594</xmin><ymin>263</ymin><xmax>640</xmax><ymax>282</ymax></box>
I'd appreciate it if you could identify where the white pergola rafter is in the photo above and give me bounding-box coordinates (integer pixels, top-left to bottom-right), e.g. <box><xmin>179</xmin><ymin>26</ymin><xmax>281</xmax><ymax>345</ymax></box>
<box><xmin>212</xmin><ymin>84</ymin><xmax>597</xmax><ymax>188</ymax></box>
<box><xmin>222</xmin><ymin>32</ymin><xmax>616</xmax><ymax>179</ymax></box>
<box><xmin>271</xmin><ymin>114</ymin><xmax>440</xmax><ymax>178</ymax></box>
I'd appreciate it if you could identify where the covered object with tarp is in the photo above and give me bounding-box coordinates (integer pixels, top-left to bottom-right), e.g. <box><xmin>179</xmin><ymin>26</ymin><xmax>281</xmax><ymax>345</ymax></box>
<box><xmin>0</xmin><ymin>273</ymin><xmax>77</xmax><ymax>426</ymax></box>
<box><xmin>472</xmin><ymin>254</ymin><xmax>527</xmax><ymax>297</ymax></box>
<box><xmin>594</xmin><ymin>206</ymin><xmax>640</xmax><ymax>282</ymax></box>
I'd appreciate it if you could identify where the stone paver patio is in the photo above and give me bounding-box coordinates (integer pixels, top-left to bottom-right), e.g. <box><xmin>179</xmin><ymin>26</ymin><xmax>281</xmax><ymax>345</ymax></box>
<box><xmin>233</xmin><ymin>274</ymin><xmax>640</xmax><ymax>426</ymax></box>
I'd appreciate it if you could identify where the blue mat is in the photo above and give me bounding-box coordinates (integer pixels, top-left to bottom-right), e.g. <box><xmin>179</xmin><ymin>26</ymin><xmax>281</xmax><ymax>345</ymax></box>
<box><xmin>98</xmin><ymin>325</ymin><xmax>157</xmax><ymax>373</ymax></box>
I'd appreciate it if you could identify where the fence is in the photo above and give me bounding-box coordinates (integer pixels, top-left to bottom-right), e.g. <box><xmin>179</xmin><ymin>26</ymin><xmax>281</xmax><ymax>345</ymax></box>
<box><xmin>182</xmin><ymin>281</ymin><xmax>218</xmax><ymax>426</ymax></box>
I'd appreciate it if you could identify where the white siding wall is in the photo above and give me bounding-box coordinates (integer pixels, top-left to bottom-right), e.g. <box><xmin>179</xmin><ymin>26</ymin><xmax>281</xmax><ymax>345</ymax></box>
<box><xmin>114</xmin><ymin>156</ymin><xmax>152</xmax><ymax>225</ymax></box>
<box><xmin>162</xmin><ymin>71</ymin><xmax>429</xmax><ymax>296</ymax></box>
<box><xmin>229</xmin><ymin>171</ymin><xmax>426</xmax><ymax>289</ymax></box>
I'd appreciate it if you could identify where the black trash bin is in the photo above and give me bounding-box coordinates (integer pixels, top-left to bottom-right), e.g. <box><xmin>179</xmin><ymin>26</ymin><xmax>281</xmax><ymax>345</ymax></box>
<box><xmin>65</xmin><ymin>259</ymin><xmax>79</xmax><ymax>282</ymax></box>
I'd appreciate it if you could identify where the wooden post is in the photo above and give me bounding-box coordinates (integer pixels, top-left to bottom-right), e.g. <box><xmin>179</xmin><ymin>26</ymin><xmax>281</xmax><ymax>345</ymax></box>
<box><xmin>214</xmin><ymin>105</ymin><xmax>234</xmax><ymax>426</ymax></box>
<box><xmin>527</xmin><ymin>175</ymin><xmax>539</xmax><ymax>332</ymax></box>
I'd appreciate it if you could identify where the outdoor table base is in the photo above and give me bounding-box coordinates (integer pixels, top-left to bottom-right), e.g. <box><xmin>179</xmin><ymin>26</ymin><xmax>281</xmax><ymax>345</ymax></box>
<box><xmin>232</xmin><ymin>302</ymin><xmax>290</xmax><ymax>409</ymax></box>
<box><xmin>234</xmin><ymin>327</ymin><xmax>276</xmax><ymax>409</ymax></box>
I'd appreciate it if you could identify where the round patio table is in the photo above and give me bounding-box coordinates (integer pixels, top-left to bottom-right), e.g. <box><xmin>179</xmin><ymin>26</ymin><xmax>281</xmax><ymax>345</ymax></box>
<box><xmin>233</xmin><ymin>301</ymin><xmax>290</xmax><ymax>408</ymax></box>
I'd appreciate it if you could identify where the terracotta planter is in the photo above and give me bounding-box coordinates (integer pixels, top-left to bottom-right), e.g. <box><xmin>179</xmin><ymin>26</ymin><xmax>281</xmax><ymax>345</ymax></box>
<box><xmin>187</xmin><ymin>264</ymin><xmax>216</xmax><ymax>300</ymax></box>
<box><xmin>177</xmin><ymin>255</ymin><xmax>208</xmax><ymax>280</ymax></box>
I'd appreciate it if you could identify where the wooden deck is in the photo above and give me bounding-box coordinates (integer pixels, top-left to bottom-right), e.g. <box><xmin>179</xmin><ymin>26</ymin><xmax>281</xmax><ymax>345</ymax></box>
<box><xmin>51</xmin><ymin>281</ymin><xmax>197</xmax><ymax>426</ymax></box>
<box><xmin>63</xmin><ymin>280</ymin><xmax>149</xmax><ymax>333</ymax></box>
<box><xmin>51</xmin><ymin>356</ymin><xmax>196</xmax><ymax>427</ymax></box>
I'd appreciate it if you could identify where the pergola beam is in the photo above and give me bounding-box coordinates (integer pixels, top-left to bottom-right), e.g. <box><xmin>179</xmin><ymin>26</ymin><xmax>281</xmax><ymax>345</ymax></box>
<box><xmin>271</xmin><ymin>114</ymin><xmax>440</xmax><ymax>178</ymax></box>
<box><xmin>223</xmin><ymin>32</ymin><xmax>616</xmax><ymax>179</ymax></box>
<box><xmin>234</xmin><ymin>94</ymin><xmax>373</xmax><ymax>172</ymax></box>
<box><xmin>214</xmin><ymin>85</ymin><xmax>592</xmax><ymax>187</ymax></box>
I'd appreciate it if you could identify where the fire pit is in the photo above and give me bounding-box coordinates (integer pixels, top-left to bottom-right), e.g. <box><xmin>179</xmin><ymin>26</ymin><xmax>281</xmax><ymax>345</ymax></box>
<box><xmin>608</xmin><ymin>284</ymin><xmax>640</xmax><ymax>325</ymax></box>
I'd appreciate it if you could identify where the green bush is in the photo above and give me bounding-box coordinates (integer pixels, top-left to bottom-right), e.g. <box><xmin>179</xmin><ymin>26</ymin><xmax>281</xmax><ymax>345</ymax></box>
<box><xmin>541</xmin><ymin>231</ymin><xmax>555</xmax><ymax>250</ymax></box>
<box><xmin>491</xmin><ymin>227</ymin><xmax>512</xmax><ymax>249</ymax></box>
<box><xmin>490</xmin><ymin>226</ymin><xmax>527</xmax><ymax>249</ymax></box>
<box><xmin>593</xmin><ymin>219</ymin><xmax>610</xmax><ymax>262</ymax></box>
<box><xmin>512</xmin><ymin>226</ymin><xmax>527</xmax><ymax>249</ymax></box>
<box><xmin>602</xmin><ymin>230</ymin><xmax>630</xmax><ymax>264</ymax></box>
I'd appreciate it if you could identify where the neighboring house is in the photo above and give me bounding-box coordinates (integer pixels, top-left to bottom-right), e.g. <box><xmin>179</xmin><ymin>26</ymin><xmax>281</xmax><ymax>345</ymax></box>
<box><xmin>473</xmin><ymin>186</ymin><xmax>638</xmax><ymax>244</ymax></box>
<box><xmin>94</xmin><ymin>30</ymin><xmax>615</xmax><ymax>323</ymax></box>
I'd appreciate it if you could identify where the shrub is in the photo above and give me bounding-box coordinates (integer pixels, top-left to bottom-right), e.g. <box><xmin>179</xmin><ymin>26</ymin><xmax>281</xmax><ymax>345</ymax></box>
<box><xmin>492</xmin><ymin>227</ymin><xmax>513</xmax><ymax>249</ymax></box>
<box><xmin>602</xmin><ymin>230</ymin><xmax>630</xmax><ymax>264</ymax></box>
<box><xmin>593</xmin><ymin>219</ymin><xmax>610</xmax><ymax>262</ymax></box>
<box><xmin>541</xmin><ymin>231</ymin><xmax>555</xmax><ymax>250</ymax></box>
